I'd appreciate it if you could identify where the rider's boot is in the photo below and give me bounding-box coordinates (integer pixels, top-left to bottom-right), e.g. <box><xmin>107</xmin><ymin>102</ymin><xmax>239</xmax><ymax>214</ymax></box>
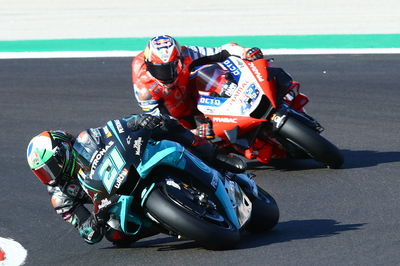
<box><xmin>214</xmin><ymin>153</ymin><xmax>247</xmax><ymax>173</ymax></box>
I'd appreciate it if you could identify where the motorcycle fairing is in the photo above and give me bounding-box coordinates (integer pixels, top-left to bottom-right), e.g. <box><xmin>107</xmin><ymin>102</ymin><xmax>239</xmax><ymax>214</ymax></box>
<box><xmin>108</xmin><ymin>195</ymin><xmax>153</xmax><ymax>236</ymax></box>
<box><xmin>136</xmin><ymin>140</ymin><xmax>187</xmax><ymax>177</ymax></box>
<box><xmin>197</xmin><ymin>59</ymin><xmax>265</xmax><ymax>117</ymax></box>
<box><xmin>80</xmin><ymin>119</ymin><xmax>150</xmax><ymax>196</ymax></box>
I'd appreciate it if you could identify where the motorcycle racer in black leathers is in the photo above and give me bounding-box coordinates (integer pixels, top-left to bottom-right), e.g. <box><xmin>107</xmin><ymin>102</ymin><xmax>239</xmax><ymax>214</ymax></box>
<box><xmin>27</xmin><ymin>114</ymin><xmax>248</xmax><ymax>245</ymax></box>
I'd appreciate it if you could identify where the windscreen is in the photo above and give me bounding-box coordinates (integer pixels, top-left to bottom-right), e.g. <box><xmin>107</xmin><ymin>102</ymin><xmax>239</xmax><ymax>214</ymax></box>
<box><xmin>192</xmin><ymin>64</ymin><xmax>228</xmax><ymax>93</ymax></box>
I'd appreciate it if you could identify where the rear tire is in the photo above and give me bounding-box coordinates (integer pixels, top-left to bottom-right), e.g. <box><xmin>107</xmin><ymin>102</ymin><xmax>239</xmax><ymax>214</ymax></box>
<box><xmin>245</xmin><ymin>186</ymin><xmax>279</xmax><ymax>233</ymax></box>
<box><xmin>144</xmin><ymin>180</ymin><xmax>240</xmax><ymax>250</ymax></box>
<box><xmin>278</xmin><ymin>116</ymin><xmax>344</xmax><ymax>168</ymax></box>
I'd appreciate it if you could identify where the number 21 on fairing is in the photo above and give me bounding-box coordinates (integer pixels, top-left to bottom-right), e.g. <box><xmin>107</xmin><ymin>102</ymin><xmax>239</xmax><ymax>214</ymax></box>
<box><xmin>98</xmin><ymin>147</ymin><xmax>125</xmax><ymax>193</ymax></box>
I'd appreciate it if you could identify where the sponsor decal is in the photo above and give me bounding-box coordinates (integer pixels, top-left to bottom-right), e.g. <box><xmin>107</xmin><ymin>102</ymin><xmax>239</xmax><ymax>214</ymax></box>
<box><xmin>90</xmin><ymin>141</ymin><xmax>114</xmax><ymax>177</ymax></box>
<box><xmin>114</xmin><ymin>168</ymin><xmax>128</xmax><ymax>189</ymax></box>
<box><xmin>213</xmin><ymin>117</ymin><xmax>238</xmax><ymax>123</ymax></box>
<box><xmin>90</xmin><ymin>128</ymin><xmax>101</xmax><ymax>144</ymax></box>
<box><xmin>229</xmin><ymin>79</ymin><xmax>250</xmax><ymax>106</ymax></box>
<box><xmin>239</xmin><ymin>83</ymin><xmax>260</xmax><ymax>113</ymax></box>
<box><xmin>245</xmin><ymin>83</ymin><xmax>259</xmax><ymax>100</ymax></box>
<box><xmin>210</xmin><ymin>172</ymin><xmax>219</xmax><ymax>189</ymax></box>
<box><xmin>272</xmin><ymin>114</ymin><xmax>286</xmax><ymax>128</ymax></box>
<box><xmin>223</xmin><ymin>59</ymin><xmax>241</xmax><ymax>81</ymax></box>
<box><xmin>248</xmin><ymin>62</ymin><xmax>265</xmax><ymax>82</ymax></box>
<box><xmin>99</xmin><ymin>198</ymin><xmax>112</xmax><ymax>209</ymax></box>
<box><xmin>114</xmin><ymin>120</ymin><xmax>124</xmax><ymax>134</ymax></box>
<box><xmin>199</xmin><ymin>96</ymin><xmax>225</xmax><ymax>106</ymax></box>
<box><xmin>133</xmin><ymin>137</ymin><xmax>143</xmax><ymax>155</ymax></box>
<box><xmin>90</xmin><ymin>128</ymin><xmax>101</xmax><ymax>138</ymax></box>
<box><xmin>103</xmin><ymin>126</ymin><xmax>112</xmax><ymax>138</ymax></box>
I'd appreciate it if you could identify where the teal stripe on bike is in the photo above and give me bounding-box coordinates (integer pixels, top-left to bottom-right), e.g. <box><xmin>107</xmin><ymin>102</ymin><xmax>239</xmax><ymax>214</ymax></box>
<box><xmin>1</xmin><ymin>34</ymin><xmax>399</xmax><ymax>52</ymax></box>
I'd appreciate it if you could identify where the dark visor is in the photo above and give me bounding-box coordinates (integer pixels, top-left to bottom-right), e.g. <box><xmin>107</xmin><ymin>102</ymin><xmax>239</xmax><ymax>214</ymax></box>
<box><xmin>146</xmin><ymin>59</ymin><xmax>180</xmax><ymax>83</ymax></box>
<box><xmin>33</xmin><ymin>155</ymin><xmax>64</xmax><ymax>184</ymax></box>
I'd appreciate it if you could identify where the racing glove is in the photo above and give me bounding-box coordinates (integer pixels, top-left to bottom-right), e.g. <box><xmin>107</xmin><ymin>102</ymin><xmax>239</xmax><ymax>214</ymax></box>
<box><xmin>127</xmin><ymin>114</ymin><xmax>164</xmax><ymax>130</ymax></box>
<box><xmin>192</xmin><ymin>115</ymin><xmax>215</xmax><ymax>140</ymax></box>
<box><xmin>243</xmin><ymin>47</ymin><xmax>263</xmax><ymax>61</ymax></box>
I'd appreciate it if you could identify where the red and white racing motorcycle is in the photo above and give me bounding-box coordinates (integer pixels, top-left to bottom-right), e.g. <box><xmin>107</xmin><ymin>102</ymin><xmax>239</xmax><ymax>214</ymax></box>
<box><xmin>190</xmin><ymin>56</ymin><xmax>343</xmax><ymax>168</ymax></box>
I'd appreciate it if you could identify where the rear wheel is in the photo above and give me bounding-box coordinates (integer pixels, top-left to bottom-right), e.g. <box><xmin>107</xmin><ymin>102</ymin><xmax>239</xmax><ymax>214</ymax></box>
<box><xmin>278</xmin><ymin>116</ymin><xmax>344</xmax><ymax>168</ymax></box>
<box><xmin>144</xmin><ymin>177</ymin><xmax>240</xmax><ymax>250</ymax></box>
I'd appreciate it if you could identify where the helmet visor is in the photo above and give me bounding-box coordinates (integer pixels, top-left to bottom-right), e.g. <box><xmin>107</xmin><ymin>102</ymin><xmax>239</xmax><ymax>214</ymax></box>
<box><xmin>32</xmin><ymin>153</ymin><xmax>64</xmax><ymax>185</ymax></box>
<box><xmin>146</xmin><ymin>59</ymin><xmax>180</xmax><ymax>83</ymax></box>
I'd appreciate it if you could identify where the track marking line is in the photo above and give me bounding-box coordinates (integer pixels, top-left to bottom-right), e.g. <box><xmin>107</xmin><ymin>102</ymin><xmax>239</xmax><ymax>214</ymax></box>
<box><xmin>0</xmin><ymin>48</ymin><xmax>399</xmax><ymax>59</ymax></box>
<box><xmin>0</xmin><ymin>238</ymin><xmax>27</xmax><ymax>266</ymax></box>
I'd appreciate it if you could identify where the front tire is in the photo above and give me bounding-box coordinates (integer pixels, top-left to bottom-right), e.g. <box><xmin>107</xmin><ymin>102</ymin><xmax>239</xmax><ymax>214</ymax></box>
<box><xmin>278</xmin><ymin>116</ymin><xmax>344</xmax><ymax>168</ymax></box>
<box><xmin>144</xmin><ymin>180</ymin><xmax>240</xmax><ymax>250</ymax></box>
<box><xmin>245</xmin><ymin>186</ymin><xmax>279</xmax><ymax>233</ymax></box>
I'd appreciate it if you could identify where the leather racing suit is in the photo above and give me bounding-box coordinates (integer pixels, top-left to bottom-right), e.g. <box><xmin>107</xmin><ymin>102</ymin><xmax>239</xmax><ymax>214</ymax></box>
<box><xmin>132</xmin><ymin>43</ymin><xmax>258</xmax><ymax>130</ymax></box>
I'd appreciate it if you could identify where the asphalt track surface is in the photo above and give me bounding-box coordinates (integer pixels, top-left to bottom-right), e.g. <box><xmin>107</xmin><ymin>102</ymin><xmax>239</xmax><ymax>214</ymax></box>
<box><xmin>1</xmin><ymin>54</ymin><xmax>400</xmax><ymax>266</ymax></box>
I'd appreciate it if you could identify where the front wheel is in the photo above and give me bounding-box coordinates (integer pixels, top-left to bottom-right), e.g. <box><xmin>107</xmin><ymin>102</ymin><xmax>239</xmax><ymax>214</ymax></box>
<box><xmin>245</xmin><ymin>186</ymin><xmax>279</xmax><ymax>233</ymax></box>
<box><xmin>278</xmin><ymin>116</ymin><xmax>344</xmax><ymax>168</ymax></box>
<box><xmin>143</xmin><ymin>178</ymin><xmax>240</xmax><ymax>250</ymax></box>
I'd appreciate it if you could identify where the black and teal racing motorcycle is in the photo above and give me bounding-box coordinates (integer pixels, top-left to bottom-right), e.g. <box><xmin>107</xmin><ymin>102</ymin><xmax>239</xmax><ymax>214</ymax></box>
<box><xmin>78</xmin><ymin>118</ymin><xmax>279</xmax><ymax>250</ymax></box>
